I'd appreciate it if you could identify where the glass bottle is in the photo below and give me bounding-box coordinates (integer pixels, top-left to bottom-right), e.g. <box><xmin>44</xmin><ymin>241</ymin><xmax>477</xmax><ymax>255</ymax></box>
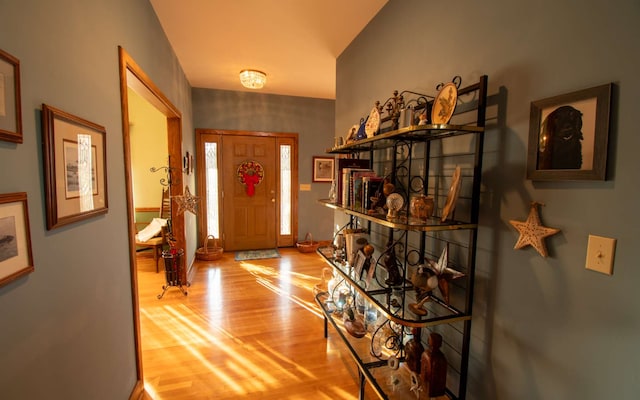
<box><xmin>404</xmin><ymin>327</ymin><xmax>425</xmax><ymax>373</ymax></box>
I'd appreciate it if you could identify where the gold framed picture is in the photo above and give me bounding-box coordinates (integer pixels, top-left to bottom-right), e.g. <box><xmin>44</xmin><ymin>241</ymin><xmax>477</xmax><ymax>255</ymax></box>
<box><xmin>313</xmin><ymin>156</ymin><xmax>335</xmax><ymax>183</ymax></box>
<box><xmin>42</xmin><ymin>104</ymin><xmax>108</xmax><ymax>229</ymax></box>
<box><xmin>0</xmin><ymin>192</ymin><xmax>34</xmax><ymax>288</ymax></box>
<box><xmin>0</xmin><ymin>48</ymin><xmax>22</xmax><ymax>143</ymax></box>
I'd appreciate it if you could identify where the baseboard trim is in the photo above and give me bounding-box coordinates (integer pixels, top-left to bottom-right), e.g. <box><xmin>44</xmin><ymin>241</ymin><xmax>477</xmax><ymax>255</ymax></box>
<box><xmin>128</xmin><ymin>380</ymin><xmax>146</xmax><ymax>400</ymax></box>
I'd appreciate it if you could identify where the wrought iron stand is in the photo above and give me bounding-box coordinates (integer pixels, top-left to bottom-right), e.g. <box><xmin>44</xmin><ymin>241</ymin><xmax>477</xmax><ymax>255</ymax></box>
<box><xmin>157</xmin><ymin>248</ymin><xmax>189</xmax><ymax>299</ymax></box>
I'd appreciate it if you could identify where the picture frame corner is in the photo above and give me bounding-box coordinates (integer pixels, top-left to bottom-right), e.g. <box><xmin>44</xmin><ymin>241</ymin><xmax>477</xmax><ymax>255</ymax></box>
<box><xmin>0</xmin><ymin>191</ymin><xmax>34</xmax><ymax>288</ymax></box>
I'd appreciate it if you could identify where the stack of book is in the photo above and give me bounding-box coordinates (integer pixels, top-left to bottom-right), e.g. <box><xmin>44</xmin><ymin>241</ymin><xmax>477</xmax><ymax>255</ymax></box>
<box><xmin>336</xmin><ymin>159</ymin><xmax>383</xmax><ymax>212</ymax></box>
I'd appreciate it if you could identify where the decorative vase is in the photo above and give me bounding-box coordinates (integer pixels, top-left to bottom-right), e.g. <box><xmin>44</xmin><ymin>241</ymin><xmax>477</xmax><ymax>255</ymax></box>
<box><xmin>404</xmin><ymin>328</ymin><xmax>425</xmax><ymax>373</ymax></box>
<box><xmin>328</xmin><ymin>180</ymin><xmax>337</xmax><ymax>203</ymax></box>
<box><xmin>399</xmin><ymin>105</ymin><xmax>414</xmax><ymax>128</ymax></box>
<box><xmin>313</xmin><ymin>267</ymin><xmax>333</xmax><ymax>296</ymax></box>
<box><xmin>410</xmin><ymin>194</ymin><xmax>434</xmax><ymax>222</ymax></box>
<box><xmin>421</xmin><ymin>332</ymin><xmax>448</xmax><ymax>397</ymax></box>
<box><xmin>364</xmin><ymin>300</ymin><xmax>379</xmax><ymax>330</ymax></box>
<box><xmin>327</xmin><ymin>269</ymin><xmax>346</xmax><ymax>305</ymax></box>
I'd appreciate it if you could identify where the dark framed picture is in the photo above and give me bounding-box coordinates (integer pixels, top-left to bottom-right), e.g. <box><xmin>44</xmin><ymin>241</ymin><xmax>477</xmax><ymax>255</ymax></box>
<box><xmin>527</xmin><ymin>83</ymin><xmax>612</xmax><ymax>181</ymax></box>
<box><xmin>42</xmin><ymin>104</ymin><xmax>108</xmax><ymax>230</ymax></box>
<box><xmin>313</xmin><ymin>156</ymin><xmax>335</xmax><ymax>183</ymax></box>
<box><xmin>353</xmin><ymin>249</ymin><xmax>368</xmax><ymax>280</ymax></box>
<box><xmin>0</xmin><ymin>48</ymin><xmax>22</xmax><ymax>143</ymax></box>
<box><xmin>0</xmin><ymin>192</ymin><xmax>34</xmax><ymax>288</ymax></box>
<box><xmin>183</xmin><ymin>151</ymin><xmax>193</xmax><ymax>175</ymax></box>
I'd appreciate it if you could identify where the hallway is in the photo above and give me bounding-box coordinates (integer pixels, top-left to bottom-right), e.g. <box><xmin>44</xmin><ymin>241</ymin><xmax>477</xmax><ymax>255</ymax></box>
<box><xmin>137</xmin><ymin>247</ymin><xmax>364</xmax><ymax>399</ymax></box>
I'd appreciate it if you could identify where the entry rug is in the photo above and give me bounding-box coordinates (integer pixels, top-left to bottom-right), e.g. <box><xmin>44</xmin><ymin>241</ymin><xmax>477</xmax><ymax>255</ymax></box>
<box><xmin>234</xmin><ymin>249</ymin><xmax>281</xmax><ymax>261</ymax></box>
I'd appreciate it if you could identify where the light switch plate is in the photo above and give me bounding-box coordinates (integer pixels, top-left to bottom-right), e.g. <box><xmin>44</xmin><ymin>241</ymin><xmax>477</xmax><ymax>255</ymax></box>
<box><xmin>299</xmin><ymin>184</ymin><xmax>311</xmax><ymax>191</ymax></box>
<box><xmin>585</xmin><ymin>235</ymin><xmax>616</xmax><ymax>275</ymax></box>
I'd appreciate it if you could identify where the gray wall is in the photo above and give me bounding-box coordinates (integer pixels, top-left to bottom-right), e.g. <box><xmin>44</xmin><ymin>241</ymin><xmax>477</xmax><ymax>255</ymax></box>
<box><xmin>192</xmin><ymin>88</ymin><xmax>335</xmax><ymax>241</ymax></box>
<box><xmin>337</xmin><ymin>0</ymin><xmax>640</xmax><ymax>399</ymax></box>
<box><xmin>0</xmin><ymin>0</ymin><xmax>192</xmax><ymax>398</ymax></box>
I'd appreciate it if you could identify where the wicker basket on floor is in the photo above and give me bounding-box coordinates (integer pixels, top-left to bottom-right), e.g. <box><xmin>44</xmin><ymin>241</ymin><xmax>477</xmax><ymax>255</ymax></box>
<box><xmin>196</xmin><ymin>235</ymin><xmax>224</xmax><ymax>261</ymax></box>
<box><xmin>296</xmin><ymin>232</ymin><xmax>320</xmax><ymax>253</ymax></box>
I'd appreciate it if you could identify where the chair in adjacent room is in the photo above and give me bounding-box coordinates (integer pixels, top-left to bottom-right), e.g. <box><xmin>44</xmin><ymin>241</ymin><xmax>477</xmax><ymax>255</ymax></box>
<box><xmin>135</xmin><ymin>189</ymin><xmax>171</xmax><ymax>272</ymax></box>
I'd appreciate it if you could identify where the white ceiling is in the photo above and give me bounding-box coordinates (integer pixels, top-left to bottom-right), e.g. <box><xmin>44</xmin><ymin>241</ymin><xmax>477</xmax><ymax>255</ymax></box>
<box><xmin>149</xmin><ymin>0</ymin><xmax>388</xmax><ymax>99</ymax></box>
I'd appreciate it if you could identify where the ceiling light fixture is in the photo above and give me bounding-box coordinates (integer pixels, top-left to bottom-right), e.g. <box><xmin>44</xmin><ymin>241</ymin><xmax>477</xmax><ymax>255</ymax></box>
<box><xmin>239</xmin><ymin>69</ymin><xmax>267</xmax><ymax>89</ymax></box>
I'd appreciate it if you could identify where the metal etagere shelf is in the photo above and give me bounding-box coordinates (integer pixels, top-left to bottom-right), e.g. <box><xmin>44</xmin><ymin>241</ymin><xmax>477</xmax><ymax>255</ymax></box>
<box><xmin>316</xmin><ymin>75</ymin><xmax>488</xmax><ymax>400</ymax></box>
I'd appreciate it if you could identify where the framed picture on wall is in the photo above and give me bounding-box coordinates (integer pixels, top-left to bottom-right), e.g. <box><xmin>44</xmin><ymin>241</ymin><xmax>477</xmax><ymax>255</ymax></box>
<box><xmin>526</xmin><ymin>83</ymin><xmax>613</xmax><ymax>181</ymax></box>
<box><xmin>42</xmin><ymin>104</ymin><xmax>108</xmax><ymax>230</ymax></box>
<box><xmin>0</xmin><ymin>48</ymin><xmax>22</xmax><ymax>143</ymax></box>
<box><xmin>0</xmin><ymin>192</ymin><xmax>34</xmax><ymax>288</ymax></box>
<box><xmin>313</xmin><ymin>156</ymin><xmax>335</xmax><ymax>183</ymax></box>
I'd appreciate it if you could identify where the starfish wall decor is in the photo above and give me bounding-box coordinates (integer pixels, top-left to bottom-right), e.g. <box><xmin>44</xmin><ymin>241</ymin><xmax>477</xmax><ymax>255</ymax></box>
<box><xmin>509</xmin><ymin>202</ymin><xmax>560</xmax><ymax>257</ymax></box>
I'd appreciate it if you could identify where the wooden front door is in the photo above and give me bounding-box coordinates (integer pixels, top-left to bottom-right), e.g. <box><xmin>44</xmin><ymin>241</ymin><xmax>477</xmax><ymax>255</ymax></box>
<box><xmin>222</xmin><ymin>135</ymin><xmax>277</xmax><ymax>250</ymax></box>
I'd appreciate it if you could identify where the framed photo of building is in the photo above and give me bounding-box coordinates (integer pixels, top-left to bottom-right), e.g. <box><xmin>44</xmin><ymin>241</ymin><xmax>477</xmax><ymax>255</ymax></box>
<box><xmin>0</xmin><ymin>192</ymin><xmax>34</xmax><ymax>288</ymax></box>
<box><xmin>527</xmin><ymin>83</ymin><xmax>613</xmax><ymax>181</ymax></box>
<box><xmin>313</xmin><ymin>156</ymin><xmax>335</xmax><ymax>183</ymax></box>
<box><xmin>42</xmin><ymin>104</ymin><xmax>108</xmax><ymax>230</ymax></box>
<box><xmin>0</xmin><ymin>48</ymin><xmax>22</xmax><ymax>143</ymax></box>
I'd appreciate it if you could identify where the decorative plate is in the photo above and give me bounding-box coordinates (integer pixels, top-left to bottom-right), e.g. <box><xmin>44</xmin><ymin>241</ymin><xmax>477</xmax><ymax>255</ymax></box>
<box><xmin>431</xmin><ymin>82</ymin><xmax>458</xmax><ymax>125</ymax></box>
<box><xmin>365</xmin><ymin>107</ymin><xmax>380</xmax><ymax>138</ymax></box>
<box><xmin>441</xmin><ymin>165</ymin><xmax>461</xmax><ymax>222</ymax></box>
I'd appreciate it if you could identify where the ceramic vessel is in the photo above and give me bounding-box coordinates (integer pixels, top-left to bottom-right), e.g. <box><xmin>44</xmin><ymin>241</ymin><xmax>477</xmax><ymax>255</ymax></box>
<box><xmin>404</xmin><ymin>328</ymin><xmax>425</xmax><ymax>373</ymax></box>
<box><xmin>410</xmin><ymin>194</ymin><xmax>435</xmax><ymax>222</ymax></box>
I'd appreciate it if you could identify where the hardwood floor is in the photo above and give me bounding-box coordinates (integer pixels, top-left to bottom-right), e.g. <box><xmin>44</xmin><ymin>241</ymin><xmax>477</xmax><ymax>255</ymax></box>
<box><xmin>135</xmin><ymin>247</ymin><xmax>369</xmax><ymax>399</ymax></box>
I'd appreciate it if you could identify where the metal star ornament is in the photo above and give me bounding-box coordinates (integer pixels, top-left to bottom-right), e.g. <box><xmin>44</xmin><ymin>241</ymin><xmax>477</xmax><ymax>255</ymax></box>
<box><xmin>172</xmin><ymin>185</ymin><xmax>200</xmax><ymax>215</ymax></box>
<box><xmin>426</xmin><ymin>246</ymin><xmax>465</xmax><ymax>304</ymax></box>
<box><xmin>509</xmin><ymin>202</ymin><xmax>560</xmax><ymax>257</ymax></box>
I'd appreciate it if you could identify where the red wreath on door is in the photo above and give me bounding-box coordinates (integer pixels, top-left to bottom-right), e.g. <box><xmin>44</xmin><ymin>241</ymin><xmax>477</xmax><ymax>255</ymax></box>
<box><xmin>237</xmin><ymin>161</ymin><xmax>264</xmax><ymax>197</ymax></box>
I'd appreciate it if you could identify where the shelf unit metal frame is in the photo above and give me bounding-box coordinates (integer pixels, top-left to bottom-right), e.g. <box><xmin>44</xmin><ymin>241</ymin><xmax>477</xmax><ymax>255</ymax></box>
<box><xmin>316</xmin><ymin>76</ymin><xmax>488</xmax><ymax>400</ymax></box>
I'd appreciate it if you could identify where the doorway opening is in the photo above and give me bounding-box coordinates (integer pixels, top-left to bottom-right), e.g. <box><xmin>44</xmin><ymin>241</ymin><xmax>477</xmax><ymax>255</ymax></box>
<box><xmin>196</xmin><ymin>129</ymin><xmax>299</xmax><ymax>251</ymax></box>
<box><xmin>118</xmin><ymin>46</ymin><xmax>184</xmax><ymax>394</ymax></box>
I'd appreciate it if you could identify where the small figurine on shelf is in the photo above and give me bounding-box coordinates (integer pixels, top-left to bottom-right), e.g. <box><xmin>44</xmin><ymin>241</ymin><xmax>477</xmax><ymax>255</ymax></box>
<box><xmin>409</xmin><ymin>264</ymin><xmax>439</xmax><ymax>316</ymax></box>
<box><xmin>382</xmin><ymin>246</ymin><xmax>403</xmax><ymax>287</ymax></box>
<box><xmin>345</xmin><ymin>124</ymin><xmax>357</xmax><ymax>144</ymax></box>
<box><xmin>343</xmin><ymin>307</ymin><xmax>366</xmax><ymax>338</ymax></box>
<box><xmin>333</xmin><ymin>233</ymin><xmax>345</xmax><ymax>263</ymax></box>
<box><xmin>421</xmin><ymin>332</ymin><xmax>448</xmax><ymax>397</ymax></box>
<box><xmin>368</xmin><ymin>179</ymin><xmax>395</xmax><ymax>215</ymax></box>
<box><xmin>355</xmin><ymin>116</ymin><xmax>368</xmax><ymax>140</ymax></box>
<box><xmin>387</xmin><ymin>356</ymin><xmax>401</xmax><ymax>392</ymax></box>
<box><xmin>357</xmin><ymin>244</ymin><xmax>375</xmax><ymax>281</ymax></box>
<box><xmin>418</xmin><ymin>109</ymin><xmax>428</xmax><ymax>125</ymax></box>
<box><xmin>328</xmin><ymin>180</ymin><xmax>337</xmax><ymax>203</ymax></box>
